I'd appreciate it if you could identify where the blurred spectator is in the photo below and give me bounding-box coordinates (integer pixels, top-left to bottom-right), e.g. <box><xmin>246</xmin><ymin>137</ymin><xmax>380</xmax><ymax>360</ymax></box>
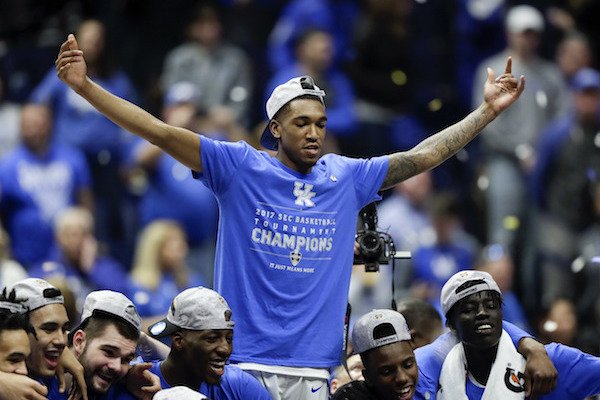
<box><xmin>472</xmin><ymin>5</ymin><xmax>569</xmax><ymax>256</ymax></box>
<box><xmin>345</xmin><ymin>0</ymin><xmax>428</xmax><ymax>157</ymax></box>
<box><xmin>454</xmin><ymin>0</ymin><xmax>507</xmax><ymax>109</ymax></box>
<box><xmin>27</xmin><ymin>207</ymin><xmax>129</xmax><ymax>321</ymax></box>
<box><xmin>329</xmin><ymin>353</ymin><xmax>364</xmax><ymax>396</ymax></box>
<box><xmin>476</xmin><ymin>243</ymin><xmax>530</xmax><ymax>332</ymax></box>
<box><xmin>265</xmin><ymin>28</ymin><xmax>357</xmax><ymax>153</ymax></box>
<box><xmin>530</xmin><ymin>68</ymin><xmax>600</xmax><ymax>306</ymax></box>
<box><xmin>537</xmin><ymin>298</ymin><xmax>579</xmax><ymax>347</ymax></box>
<box><xmin>555</xmin><ymin>31</ymin><xmax>594</xmax><ymax>82</ymax></box>
<box><xmin>0</xmin><ymin>104</ymin><xmax>92</xmax><ymax>268</ymax></box>
<box><xmin>129</xmin><ymin>220</ymin><xmax>204</xmax><ymax>330</ymax></box>
<box><xmin>266</xmin><ymin>0</ymin><xmax>358</xmax><ymax>73</ymax></box>
<box><xmin>161</xmin><ymin>4</ymin><xmax>253</xmax><ymax>126</ymax></box>
<box><xmin>0</xmin><ymin>227</ymin><xmax>27</xmax><ymax>288</ymax></box>
<box><xmin>0</xmin><ymin>73</ymin><xmax>21</xmax><ymax>159</ymax></box>
<box><xmin>396</xmin><ymin>297</ymin><xmax>443</xmax><ymax>349</ymax></box>
<box><xmin>131</xmin><ymin>82</ymin><xmax>229</xmax><ymax>285</ymax></box>
<box><xmin>409</xmin><ymin>192</ymin><xmax>478</xmax><ymax>315</ymax></box>
<box><xmin>29</xmin><ymin>19</ymin><xmax>138</xmax><ymax>264</ymax></box>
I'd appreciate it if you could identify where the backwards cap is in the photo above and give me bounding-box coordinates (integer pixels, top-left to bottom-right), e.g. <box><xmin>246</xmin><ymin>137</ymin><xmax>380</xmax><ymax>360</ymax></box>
<box><xmin>9</xmin><ymin>278</ymin><xmax>64</xmax><ymax>313</ymax></box>
<box><xmin>148</xmin><ymin>286</ymin><xmax>234</xmax><ymax>338</ymax></box>
<box><xmin>260</xmin><ymin>76</ymin><xmax>326</xmax><ymax>150</ymax></box>
<box><xmin>440</xmin><ymin>270</ymin><xmax>502</xmax><ymax>316</ymax></box>
<box><xmin>75</xmin><ymin>290</ymin><xmax>141</xmax><ymax>333</ymax></box>
<box><xmin>352</xmin><ymin>309</ymin><xmax>411</xmax><ymax>354</ymax></box>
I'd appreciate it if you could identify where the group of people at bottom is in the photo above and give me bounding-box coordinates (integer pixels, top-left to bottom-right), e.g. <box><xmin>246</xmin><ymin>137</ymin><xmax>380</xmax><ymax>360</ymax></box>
<box><xmin>1</xmin><ymin>271</ymin><xmax>600</xmax><ymax>400</ymax></box>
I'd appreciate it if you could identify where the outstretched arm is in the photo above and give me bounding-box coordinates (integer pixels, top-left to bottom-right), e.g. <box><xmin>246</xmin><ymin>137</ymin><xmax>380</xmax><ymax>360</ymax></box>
<box><xmin>380</xmin><ymin>57</ymin><xmax>525</xmax><ymax>190</ymax></box>
<box><xmin>55</xmin><ymin>34</ymin><xmax>202</xmax><ymax>172</ymax></box>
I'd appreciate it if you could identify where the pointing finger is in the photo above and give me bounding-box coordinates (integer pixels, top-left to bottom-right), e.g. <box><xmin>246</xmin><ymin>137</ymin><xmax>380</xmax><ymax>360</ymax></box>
<box><xmin>505</xmin><ymin>56</ymin><xmax>512</xmax><ymax>74</ymax></box>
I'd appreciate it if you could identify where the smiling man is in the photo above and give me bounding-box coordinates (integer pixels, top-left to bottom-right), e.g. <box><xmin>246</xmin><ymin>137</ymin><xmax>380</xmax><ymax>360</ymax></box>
<box><xmin>69</xmin><ymin>290</ymin><xmax>142</xmax><ymax>398</ymax></box>
<box><xmin>435</xmin><ymin>270</ymin><xmax>600</xmax><ymax>399</ymax></box>
<box><xmin>147</xmin><ymin>286</ymin><xmax>270</xmax><ymax>399</ymax></box>
<box><xmin>9</xmin><ymin>278</ymin><xmax>71</xmax><ymax>398</ymax></box>
<box><xmin>333</xmin><ymin>309</ymin><xmax>417</xmax><ymax>400</ymax></box>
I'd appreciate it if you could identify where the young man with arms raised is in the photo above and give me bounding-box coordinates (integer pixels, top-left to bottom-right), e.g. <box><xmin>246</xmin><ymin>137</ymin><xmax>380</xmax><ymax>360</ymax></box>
<box><xmin>146</xmin><ymin>286</ymin><xmax>271</xmax><ymax>399</ymax></box>
<box><xmin>56</xmin><ymin>33</ymin><xmax>524</xmax><ymax>399</ymax></box>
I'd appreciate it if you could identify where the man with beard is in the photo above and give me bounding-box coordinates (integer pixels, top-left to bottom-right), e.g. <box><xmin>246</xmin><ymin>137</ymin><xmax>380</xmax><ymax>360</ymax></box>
<box><xmin>430</xmin><ymin>270</ymin><xmax>600</xmax><ymax>399</ymax></box>
<box><xmin>147</xmin><ymin>287</ymin><xmax>270</xmax><ymax>399</ymax></box>
<box><xmin>69</xmin><ymin>290</ymin><xmax>144</xmax><ymax>399</ymax></box>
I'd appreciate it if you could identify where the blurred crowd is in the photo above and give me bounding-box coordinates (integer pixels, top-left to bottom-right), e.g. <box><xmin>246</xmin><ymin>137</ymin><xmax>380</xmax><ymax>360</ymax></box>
<box><xmin>0</xmin><ymin>0</ymin><xmax>599</xmax><ymax>360</ymax></box>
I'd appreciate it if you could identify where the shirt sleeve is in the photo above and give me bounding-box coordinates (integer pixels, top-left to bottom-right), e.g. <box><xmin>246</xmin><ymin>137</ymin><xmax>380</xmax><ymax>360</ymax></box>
<box><xmin>343</xmin><ymin>155</ymin><xmax>389</xmax><ymax>208</ymax></box>
<box><xmin>197</xmin><ymin>136</ymin><xmax>249</xmax><ymax>195</ymax></box>
<box><xmin>414</xmin><ymin>331</ymin><xmax>459</xmax><ymax>399</ymax></box>
<box><xmin>548</xmin><ymin>343</ymin><xmax>600</xmax><ymax>397</ymax></box>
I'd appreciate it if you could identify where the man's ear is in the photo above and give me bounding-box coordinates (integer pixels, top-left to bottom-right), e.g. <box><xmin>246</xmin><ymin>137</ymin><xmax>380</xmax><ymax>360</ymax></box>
<box><xmin>172</xmin><ymin>332</ymin><xmax>184</xmax><ymax>351</ymax></box>
<box><xmin>330</xmin><ymin>378</ymin><xmax>340</xmax><ymax>395</ymax></box>
<box><xmin>72</xmin><ymin>330</ymin><xmax>86</xmax><ymax>356</ymax></box>
<box><xmin>409</xmin><ymin>329</ymin><xmax>418</xmax><ymax>350</ymax></box>
<box><xmin>269</xmin><ymin>120</ymin><xmax>281</xmax><ymax>139</ymax></box>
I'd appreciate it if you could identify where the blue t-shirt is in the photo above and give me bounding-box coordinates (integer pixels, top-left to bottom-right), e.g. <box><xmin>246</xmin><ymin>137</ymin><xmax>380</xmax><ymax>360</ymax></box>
<box><xmin>197</xmin><ymin>137</ymin><xmax>388</xmax><ymax>367</ymax></box>
<box><xmin>0</xmin><ymin>144</ymin><xmax>91</xmax><ymax>266</ymax></box>
<box><xmin>149</xmin><ymin>361</ymin><xmax>271</xmax><ymax>399</ymax></box>
<box><xmin>41</xmin><ymin>376</ymin><xmax>67</xmax><ymax>400</ymax></box>
<box><xmin>415</xmin><ymin>325</ymin><xmax>600</xmax><ymax>399</ymax></box>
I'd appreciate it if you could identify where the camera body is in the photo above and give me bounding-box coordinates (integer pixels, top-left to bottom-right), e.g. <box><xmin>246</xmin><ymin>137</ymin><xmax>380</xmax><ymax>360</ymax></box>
<box><xmin>353</xmin><ymin>202</ymin><xmax>396</xmax><ymax>272</ymax></box>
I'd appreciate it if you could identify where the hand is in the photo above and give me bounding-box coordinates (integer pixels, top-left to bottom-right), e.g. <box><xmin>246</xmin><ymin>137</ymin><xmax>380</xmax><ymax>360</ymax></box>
<box><xmin>56</xmin><ymin>34</ymin><xmax>88</xmax><ymax>92</ymax></box>
<box><xmin>518</xmin><ymin>337</ymin><xmax>558</xmax><ymax>397</ymax></box>
<box><xmin>57</xmin><ymin>347</ymin><xmax>88</xmax><ymax>400</ymax></box>
<box><xmin>483</xmin><ymin>57</ymin><xmax>526</xmax><ymax>117</ymax></box>
<box><xmin>126</xmin><ymin>363</ymin><xmax>162</xmax><ymax>400</ymax></box>
<box><xmin>0</xmin><ymin>371</ymin><xmax>48</xmax><ymax>400</ymax></box>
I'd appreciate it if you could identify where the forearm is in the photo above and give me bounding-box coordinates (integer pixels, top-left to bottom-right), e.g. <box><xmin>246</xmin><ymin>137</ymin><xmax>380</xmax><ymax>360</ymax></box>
<box><xmin>76</xmin><ymin>77</ymin><xmax>201</xmax><ymax>171</ymax></box>
<box><xmin>381</xmin><ymin>103</ymin><xmax>496</xmax><ymax>189</ymax></box>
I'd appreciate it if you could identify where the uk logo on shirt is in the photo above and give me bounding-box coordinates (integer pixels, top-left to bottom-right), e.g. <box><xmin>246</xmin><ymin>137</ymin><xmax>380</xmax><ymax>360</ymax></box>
<box><xmin>293</xmin><ymin>182</ymin><xmax>316</xmax><ymax>207</ymax></box>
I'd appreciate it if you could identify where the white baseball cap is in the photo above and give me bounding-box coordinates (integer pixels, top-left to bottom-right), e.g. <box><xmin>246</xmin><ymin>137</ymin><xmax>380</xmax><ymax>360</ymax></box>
<box><xmin>75</xmin><ymin>290</ymin><xmax>141</xmax><ymax>333</ymax></box>
<box><xmin>148</xmin><ymin>287</ymin><xmax>234</xmax><ymax>338</ymax></box>
<box><xmin>8</xmin><ymin>278</ymin><xmax>64</xmax><ymax>313</ymax></box>
<box><xmin>260</xmin><ymin>76</ymin><xmax>326</xmax><ymax>150</ymax></box>
<box><xmin>352</xmin><ymin>309</ymin><xmax>411</xmax><ymax>354</ymax></box>
<box><xmin>440</xmin><ymin>270</ymin><xmax>502</xmax><ymax>316</ymax></box>
<box><xmin>506</xmin><ymin>5</ymin><xmax>544</xmax><ymax>33</ymax></box>
<box><xmin>153</xmin><ymin>386</ymin><xmax>208</xmax><ymax>400</ymax></box>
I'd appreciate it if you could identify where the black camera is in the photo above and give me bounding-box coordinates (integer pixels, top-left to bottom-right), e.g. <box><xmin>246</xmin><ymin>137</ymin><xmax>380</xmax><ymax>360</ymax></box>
<box><xmin>353</xmin><ymin>202</ymin><xmax>396</xmax><ymax>272</ymax></box>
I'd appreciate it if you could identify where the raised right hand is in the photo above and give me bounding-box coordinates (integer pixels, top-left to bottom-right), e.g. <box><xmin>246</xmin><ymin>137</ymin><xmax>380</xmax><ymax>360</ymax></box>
<box><xmin>55</xmin><ymin>34</ymin><xmax>87</xmax><ymax>92</ymax></box>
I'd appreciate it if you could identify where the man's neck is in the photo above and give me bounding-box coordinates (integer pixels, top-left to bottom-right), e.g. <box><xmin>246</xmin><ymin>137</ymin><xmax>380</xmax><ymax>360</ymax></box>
<box><xmin>464</xmin><ymin>343</ymin><xmax>499</xmax><ymax>385</ymax></box>
<box><xmin>161</xmin><ymin>357</ymin><xmax>202</xmax><ymax>391</ymax></box>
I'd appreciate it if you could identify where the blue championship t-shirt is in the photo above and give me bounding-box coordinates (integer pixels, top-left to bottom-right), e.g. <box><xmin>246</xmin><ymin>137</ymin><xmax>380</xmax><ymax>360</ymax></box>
<box><xmin>197</xmin><ymin>136</ymin><xmax>388</xmax><ymax>368</ymax></box>
<box><xmin>149</xmin><ymin>361</ymin><xmax>271</xmax><ymax>399</ymax></box>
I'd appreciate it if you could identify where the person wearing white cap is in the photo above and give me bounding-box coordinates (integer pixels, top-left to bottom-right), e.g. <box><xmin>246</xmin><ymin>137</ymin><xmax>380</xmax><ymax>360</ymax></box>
<box><xmin>146</xmin><ymin>287</ymin><xmax>270</xmax><ymax>400</ymax></box>
<box><xmin>68</xmin><ymin>290</ymin><xmax>154</xmax><ymax>399</ymax></box>
<box><xmin>332</xmin><ymin>309</ymin><xmax>416</xmax><ymax>400</ymax></box>
<box><xmin>56</xmin><ymin>31</ymin><xmax>524</xmax><ymax>399</ymax></box>
<box><xmin>417</xmin><ymin>270</ymin><xmax>600</xmax><ymax>399</ymax></box>
<box><xmin>472</xmin><ymin>4</ymin><xmax>569</xmax><ymax>264</ymax></box>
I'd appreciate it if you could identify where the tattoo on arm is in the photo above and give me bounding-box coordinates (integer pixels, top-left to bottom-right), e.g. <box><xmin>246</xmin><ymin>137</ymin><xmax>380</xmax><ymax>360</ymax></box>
<box><xmin>380</xmin><ymin>104</ymin><xmax>495</xmax><ymax>190</ymax></box>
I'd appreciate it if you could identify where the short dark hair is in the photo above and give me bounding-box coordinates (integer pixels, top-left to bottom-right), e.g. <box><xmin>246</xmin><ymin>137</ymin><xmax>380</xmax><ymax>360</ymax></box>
<box><xmin>396</xmin><ymin>298</ymin><xmax>441</xmax><ymax>335</ymax></box>
<box><xmin>83</xmin><ymin>314</ymin><xmax>139</xmax><ymax>343</ymax></box>
<box><xmin>0</xmin><ymin>310</ymin><xmax>35</xmax><ymax>337</ymax></box>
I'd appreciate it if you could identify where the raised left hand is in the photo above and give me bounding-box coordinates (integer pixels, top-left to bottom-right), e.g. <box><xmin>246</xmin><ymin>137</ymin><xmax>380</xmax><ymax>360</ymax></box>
<box><xmin>483</xmin><ymin>57</ymin><xmax>526</xmax><ymax>116</ymax></box>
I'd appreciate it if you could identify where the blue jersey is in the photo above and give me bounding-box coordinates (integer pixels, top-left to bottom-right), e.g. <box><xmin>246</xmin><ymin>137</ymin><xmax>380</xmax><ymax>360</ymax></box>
<box><xmin>149</xmin><ymin>361</ymin><xmax>271</xmax><ymax>399</ymax></box>
<box><xmin>42</xmin><ymin>376</ymin><xmax>67</xmax><ymax>400</ymax></box>
<box><xmin>0</xmin><ymin>144</ymin><xmax>91</xmax><ymax>266</ymax></box>
<box><xmin>416</xmin><ymin>324</ymin><xmax>600</xmax><ymax>399</ymax></box>
<box><xmin>197</xmin><ymin>136</ymin><xmax>388</xmax><ymax>367</ymax></box>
